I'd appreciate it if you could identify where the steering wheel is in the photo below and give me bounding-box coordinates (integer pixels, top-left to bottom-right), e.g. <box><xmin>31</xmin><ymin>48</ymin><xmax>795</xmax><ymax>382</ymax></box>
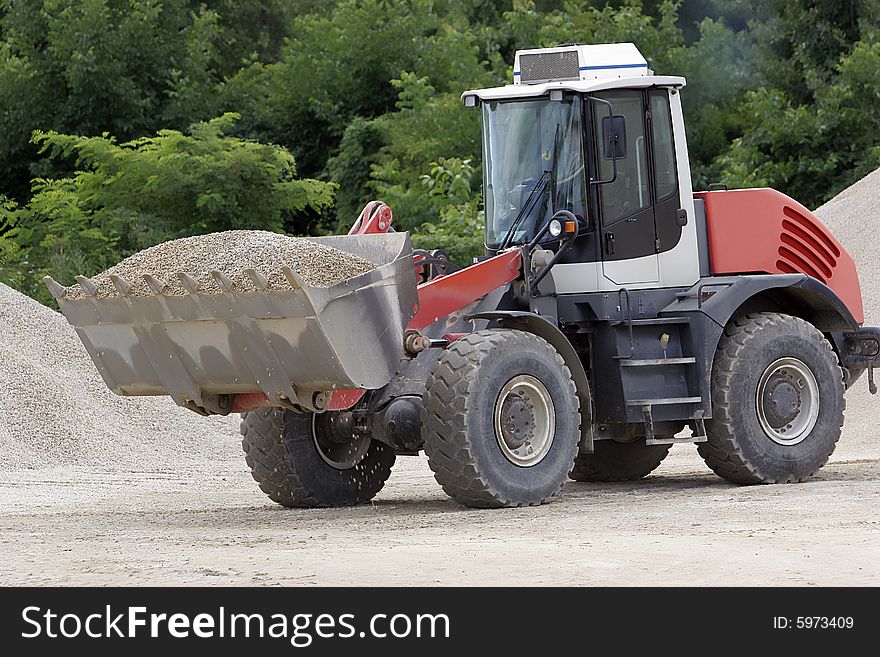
<box><xmin>496</xmin><ymin>177</ymin><xmax>542</xmax><ymax>233</ymax></box>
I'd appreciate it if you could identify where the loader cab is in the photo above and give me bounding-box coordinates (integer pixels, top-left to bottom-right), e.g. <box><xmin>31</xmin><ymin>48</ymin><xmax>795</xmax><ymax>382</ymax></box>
<box><xmin>465</xmin><ymin>43</ymin><xmax>702</xmax><ymax>293</ymax></box>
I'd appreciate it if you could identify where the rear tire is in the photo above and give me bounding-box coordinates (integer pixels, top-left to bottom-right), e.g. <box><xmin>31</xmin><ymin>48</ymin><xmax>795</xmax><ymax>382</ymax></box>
<box><xmin>421</xmin><ymin>329</ymin><xmax>581</xmax><ymax>508</ymax></box>
<box><xmin>240</xmin><ymin>408</ymin><xmax>395</xmax><ymax>507</ymax></box>
<box><xmin>699</xmin><ymin>313</ymin><xmax>844</xmax><ymax>484</ymax></box>
<box><xmin>569</xmin><ymin>440</ymin><xmax>671</xmax><ymax>482</ymax></box>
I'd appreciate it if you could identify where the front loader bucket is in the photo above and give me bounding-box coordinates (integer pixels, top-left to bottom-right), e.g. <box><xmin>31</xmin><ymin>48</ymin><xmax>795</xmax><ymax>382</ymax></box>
<box><xmin>45</xmin><ymin>232</ymin><xmax>417</xmax><ymax>413</ymax></box>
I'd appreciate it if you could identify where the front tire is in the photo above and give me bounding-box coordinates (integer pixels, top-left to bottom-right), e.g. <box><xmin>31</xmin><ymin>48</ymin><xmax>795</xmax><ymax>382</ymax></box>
<box><xmin>699</xmin><ymin>313</ymin><xmax>844</xmax><ymax>484</ymax></box>
<box><xmin>241</xmin><ymin>408</ymin><xmax>395</xmax><ymax>507</ymax></box>
<box><xmin>421</xmin><ymin>329</ymin><xmax>581</xmax><ymax>508</ymax></box>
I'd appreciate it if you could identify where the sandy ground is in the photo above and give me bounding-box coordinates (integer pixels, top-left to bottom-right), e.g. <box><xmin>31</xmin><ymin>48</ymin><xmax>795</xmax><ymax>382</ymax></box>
<box><xmin>1</xmin><ymin>387</ymin><xmax>877</xmax><ymax>586</ymax></box>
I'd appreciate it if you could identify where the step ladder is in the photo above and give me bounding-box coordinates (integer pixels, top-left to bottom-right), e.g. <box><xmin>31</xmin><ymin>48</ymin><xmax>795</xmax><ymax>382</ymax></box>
<box><xmin>612</xmin><ymin>289</ymin><xmax>708</xmax><ymax>446</ymax></box>
<box><xmin>628</xmin><ymin>400</ymin><xmax>708</xmax><ymax>445</ymax></box>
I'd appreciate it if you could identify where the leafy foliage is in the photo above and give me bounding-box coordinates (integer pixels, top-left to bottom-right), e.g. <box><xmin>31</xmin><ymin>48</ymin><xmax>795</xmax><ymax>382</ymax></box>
<box><xmin>3</xmin><ymin>0</ymin><xmax>880</xmax><ymax>301</ymax></box>
<box><xmin>0</xmin><ymin>196</ymin><xmax>23</xmax><ymax>289</ymax></box>
<box><xmin>717</xmin><ymin>2</ymin><xmax>880</xmax><ymax>207</ymax></box>
<box><xmin>412</xmin><ymin>157</ymin><xmax>484</xmax><ymax>265</ymax></box>
<box><xmin>368</xmin><ymin>73</ymin><xmax>485</xmax><ymax>231</ymax></box>
<box><xmin>1</xmin><ymin>114</ymin><xmax>334</xmax><ymax>303</ymax></box>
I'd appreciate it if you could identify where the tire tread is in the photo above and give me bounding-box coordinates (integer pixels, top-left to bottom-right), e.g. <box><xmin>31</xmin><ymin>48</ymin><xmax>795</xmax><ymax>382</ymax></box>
<box><xmin>422</xmin><ymin>330</ymin><xmax>580</xmax><ymax>508</ymax></box>
<box><xmin>240</xmin><ymin>409</ymin><xmax>393</xmax><ymax>507</ymax></box>
<box><xmin>698</xmin><ymin>312</ymin><xmax>845</xmax><ymax>484</ymax></box>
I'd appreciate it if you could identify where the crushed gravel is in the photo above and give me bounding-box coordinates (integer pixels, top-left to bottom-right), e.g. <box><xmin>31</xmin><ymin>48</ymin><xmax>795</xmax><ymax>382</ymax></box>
<box><xmin>64</xmin><ymin>230</ymin><xmax>377</xmax><ymax>299</ymax></box>
<box><xmin>0</xmin><ymin>282</ymin><xmax>238</xmax><ymax>470</ymax></box>
<box><xmin>814</xmin><ymin>172</ymin><xmax>880</xmax><ymax>455</ymax></box>
<box><xmin>815</xmin><ymin>171</ymin><xmax>880</xmax><ymax>324</ymax></box>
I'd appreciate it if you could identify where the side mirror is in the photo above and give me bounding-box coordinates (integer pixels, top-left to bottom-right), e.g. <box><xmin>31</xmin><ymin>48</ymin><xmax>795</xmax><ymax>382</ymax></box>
<box><xmin>602</xmin><ymin>116</ymin><xmax>627</xmax><ymax>160</ymax></box>
<box><xmin>588</xmin><ymin>96</ymin><xmax>619</xmax><ymax>186</ymax></box>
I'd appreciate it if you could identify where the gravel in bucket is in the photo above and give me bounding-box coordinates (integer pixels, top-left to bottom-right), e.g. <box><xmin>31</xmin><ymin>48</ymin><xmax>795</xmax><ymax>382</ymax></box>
<box><xmin>65</xmin><ymin>230</ymin><xmax>378</xmax><ymax>299</ymax></box>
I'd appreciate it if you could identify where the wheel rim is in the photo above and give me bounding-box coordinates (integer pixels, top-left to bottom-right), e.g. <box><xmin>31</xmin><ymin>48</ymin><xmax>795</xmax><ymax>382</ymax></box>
<box><xmin>755</xmin><ymin>357</ymin><xmax>820</xmax><ymax>446</ymax></box>
<box><xmin>312</xmin><ymin>413</ymin><xmax>371</xmax><ymax>470</ymax></box>
<box><xmin>493</xmin><ymin>374</ymin><xmax>555</xmax><ymax>467</ymax></box>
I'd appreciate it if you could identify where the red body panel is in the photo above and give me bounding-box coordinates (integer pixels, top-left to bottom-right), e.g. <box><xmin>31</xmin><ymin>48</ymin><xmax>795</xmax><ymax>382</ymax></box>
<box><xmin>327</xmin><ymin>389</ymin><xmax>367</xmax><ymax>411</ymax></box>
<box><xmin>408</xmin><ymin>250</ymin><xmax>522</xmax><ymax>331</ymax></box>
<box><xmin>696</xmin><ymin>188</ymin><xmax>864</xmax><ymax>324</ymax></box>
<box><xmin>231</xmin><ymin>392</ymin><xmax>274</xmax><ymax>413</ymax></box>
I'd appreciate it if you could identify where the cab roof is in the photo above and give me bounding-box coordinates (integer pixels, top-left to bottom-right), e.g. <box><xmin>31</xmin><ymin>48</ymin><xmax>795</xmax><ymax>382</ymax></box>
<box><xmin>462</xmin><ymin>75</ymin><xmax>687</xmax><ymax>104</ymax></box>
<box><xmin>462</xmin><ymin>42</ymin><xmax>684</xmax><ymax>104</ymax></box>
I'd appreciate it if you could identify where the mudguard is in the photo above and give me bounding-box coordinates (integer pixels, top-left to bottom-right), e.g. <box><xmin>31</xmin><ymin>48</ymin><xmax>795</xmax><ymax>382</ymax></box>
<box><xmin>664</xmin><ymin>273</ymin><xmax>860</xmax><ymax>333</ymax></box>
<box><xmin>663</xmin><ymin>273</ymin><xmax>863</xmax><ymax>400</ymax></box>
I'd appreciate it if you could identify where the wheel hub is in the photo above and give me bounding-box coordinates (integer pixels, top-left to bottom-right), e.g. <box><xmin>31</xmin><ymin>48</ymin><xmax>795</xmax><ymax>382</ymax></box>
<box><xmin>499</xmin><ymin>393</ymin><xmax>535</xmax><ymax>449</ymax></box>
<box><xmin>761</xmin><ymin>371</ymin><xmax>801</xmax><ymax>428</ymax></box>
<box><xmin>312</xmin><ymin>413</ymin><xmax>371</xmax><ymax>470</ymax></box>
<box><xmin>493</xmin><ymin>375</ymin><xmax>555</xmax><ymax>467</ymax></box>
<box><xmin>756</xmin><ymin>357</ymin><xmax>820</xmax><ymax>446</ymax></box>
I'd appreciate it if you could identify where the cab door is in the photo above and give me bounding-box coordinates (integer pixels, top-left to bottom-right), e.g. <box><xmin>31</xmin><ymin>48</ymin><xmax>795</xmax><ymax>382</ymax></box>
<box><xmin>592</xmin><ymin>89</ymin><xmax>660</xmax><ymax>287</ymax></box>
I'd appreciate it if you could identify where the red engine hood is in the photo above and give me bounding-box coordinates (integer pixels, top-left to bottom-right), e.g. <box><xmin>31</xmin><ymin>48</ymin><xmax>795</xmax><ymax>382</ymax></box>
<box><xmin>696</xmin><ymin>188</ymin><xmax>864</xmax><ymax>325</ymax></box>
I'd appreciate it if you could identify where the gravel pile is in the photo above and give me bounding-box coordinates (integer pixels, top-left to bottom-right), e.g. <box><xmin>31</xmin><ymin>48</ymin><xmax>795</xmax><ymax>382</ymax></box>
<box><xmin>815</xmin><ymin>171</ymin><xmax>880</xmax><ymax>323</ymax></box>
<box><xmin>65</xmin><ymin>230</ymin><xmax>377</xmax><ymax>299</ymax></box>
<box><xmin>814</xmin><ymin>170</ymin><xmax>880</xmax><ymax>460</ymax></box>
<box><xmin>0</xmin><ymin>282</ymin><xmax>239</xmax><ymax>471</ymax></box>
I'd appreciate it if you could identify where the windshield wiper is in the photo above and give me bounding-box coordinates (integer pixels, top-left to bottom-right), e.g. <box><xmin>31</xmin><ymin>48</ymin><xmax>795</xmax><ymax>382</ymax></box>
<box><xmin>498</xmin><ymin>123</ymin><xmax>561</xmax><ymax>250</ymax></box>
<box><xmin>548</xmin><ymin>122</ymin><xmax>561</xmax><ymax>216</ymax></box>
<box><xmin>499</xmin><ymin>170</ymin><xmax>549</xmax><ymax>250</ymax></box>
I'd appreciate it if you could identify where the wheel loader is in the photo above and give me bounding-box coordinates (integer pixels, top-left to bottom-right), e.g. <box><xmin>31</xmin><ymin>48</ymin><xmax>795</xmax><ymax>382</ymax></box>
<box><xmin>47</xmin><ymin>42</ymin><xmax>880</xmax><ymax>508</ymax></box>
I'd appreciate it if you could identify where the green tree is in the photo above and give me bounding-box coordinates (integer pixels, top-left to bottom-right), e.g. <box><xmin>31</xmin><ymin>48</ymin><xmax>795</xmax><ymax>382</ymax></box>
<box><xmin>367</xmin><ymin>73</ymin><xmax>485</xmax><ymax>230</ymax></box>
<box><xmin>6</xmin><ymin>0</ymin><xmax>880</xmax><ymax>303</ymax></box>
<box><xmin>0</xmin><ymin>0</ymin><xmax>298</xmax><ymax>201</ymax></box>
<box><xmin>665</xmin><ymin>16</ymin><xmax>758</xmax><ymax>189</ymax></box>
<box><xmin>412</xmin><ymin>157</ymin><xmax>484</xmax><ymax>266</ymax></box>
<box><xmin>0</xmin><ymin>197</ymin><xmax>23</xmax><ymax>289</ymax></box>
<box><xmin>747</xmin><ymin>0</ymin><xmax>864</xmax><ymax>104</ymax></box>
<box><xmin>1</xmin><ymin>114</ymin><xmax>335</xmax><ymax>303</ymax></box>
<box><xmin>224</xmin><ymin>0</ymin><xmax>499</xmax><ymax>183</ymax></box>
<box><xmin>325</xmin><ymin>117</ymin><xmax>385</xmax><ymax>231</ymax></box>
<box><xmin>718</xmin><ymin>38</ymin><xmax>880</xmax><ymax>208</ymax></box>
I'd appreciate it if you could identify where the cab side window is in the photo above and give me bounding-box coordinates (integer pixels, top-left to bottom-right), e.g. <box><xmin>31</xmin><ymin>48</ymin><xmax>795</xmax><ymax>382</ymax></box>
<box><xmin>593</xmin><ymin>90</ymin><xmax>649</xmax><ymax>226</ymax></box>
<box><xmin>650</xmin><ymin>91</ymin><xmax>677</xmax><ymax>201</ymax></box>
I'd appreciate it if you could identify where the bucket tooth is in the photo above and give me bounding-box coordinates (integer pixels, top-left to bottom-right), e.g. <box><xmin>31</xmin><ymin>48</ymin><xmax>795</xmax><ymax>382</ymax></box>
<box><xmin>142</xmin><ymin>274</ymin><xmax>167</xmax><ymax>295</ymax></box>
<box><xmin>75</xmin><ymin>275</ymin><xmax>99</xmax><ymax>297</ymax></box>
<box><xmin>176</xmin><ymin>272</ymin><xmax>201</xmax><ymax>294</ymax></box>
<box><xmin>42</xmin><ymin>276</ymin><xmax>67</xmax><ymax>300</ymax></box>
<box><xmin>210</xmin><ymin>270</ymin><xmax>235</xmax><ymax>293</ymax></box>
<box><xmin>244</xmin><ymin>268</ymin><xmax>269</xmax><ymax>290</ymax></box>
<box><xmin>281</xmin><ymin>266</ymin><xmax>305</xmax><ymax>290</ymax></box>
<box><xmin>109</xmin><ymin>274</ymin><xmax>131</xmax><ymax>296</ymax></box>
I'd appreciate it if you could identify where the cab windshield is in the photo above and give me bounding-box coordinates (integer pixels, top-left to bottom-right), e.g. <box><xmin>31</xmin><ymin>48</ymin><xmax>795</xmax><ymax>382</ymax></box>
<box><xmin>482</xmin><ymin>96</ymin><xmax>587</xmax><ymax>248</ymax></box>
